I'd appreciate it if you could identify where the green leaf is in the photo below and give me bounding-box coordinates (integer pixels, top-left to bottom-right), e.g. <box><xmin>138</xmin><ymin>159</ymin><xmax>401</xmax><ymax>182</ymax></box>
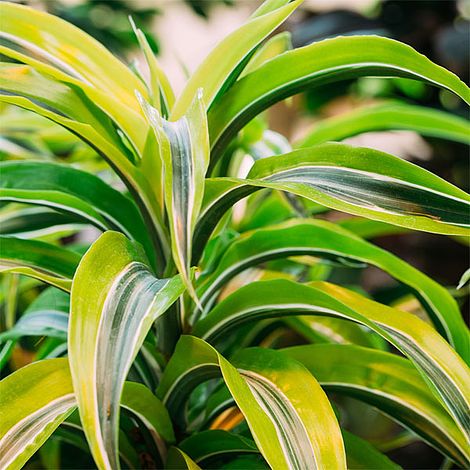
<box><xmin>193</xmin><ymin>280</ymin><xmax>470</xmax><ymax>442</ymax></box>
<box><xmin>0</xmin><ymin>358</ymin><xmax>174</xmax><ymax>469</ymax></box>
<box><xmin>158</xmin><ymin>335</ymin><xmax>346</xmax><ymax>470</ymax></box>
<box><xmin>457</xmin><ymin>268</ymin><xmax>470</xmax><ymax>290</ymax></box>
<box><xmin>69</xmin><ymin>231</ymin><xmax>184</xmax><ymax>469</ymax></box>
<box><xmin>0</xmin><ymin>358</ymin><xmax>75</xmax><ymax>470</ymax></box>
<box><xmin>208</xmin><ymin>35</ymin><xmax>470</xmax><ymax>163</ymax></box>
<box><xmin>0</xmin><ymin>161</ymin><xmax>154</xmax><ymax>261</ymax></box>
<box><xmin>0</xmin><ymin>3</ymin><xmax>147</xmax><ymax>112</ymax></box>
<box><xmin>170</xmin><ymin>0</ymin><xmax>301</xmax><ymax>119</ymax></box>
<box><xmin>195</xmin><ymin>219</ymin><xmax>468</xmax><ymax>358</ymax></box>
<box><xmin>195</xmin><ymin>143</ymin><xmax>470</xmax><ymax>262</ymax></box>
<box><xmin>342</xmin><ymin>431</ymin><xmax>401</xmax><ymax>470</ymax></box>
<box><xmin>295</xmin><ymin>102</ymin><xmax>470</xmax><ymax>147</ymax></box>
<box><xmin>166</xmin><ymin>447</ymin><xmax>202</xmax><ymax>469</ymax></box>
<box><xmin>283</xmin><ymin>344</ymin><xmax>469</xmax><ymax>466</ymax></box>
<box><xmin>139</xmin><ymin>91</ymin><xmax>209</xmax><ymax>301</ymax></box>
<box><xmin>179</xmin><ymin>430</ymin><xmax>259</xmax><ymax>465</ymax></box>
<box><xmin>0</xmin><ymin>236</ymin><xmax>80</xmax><ymax>291</ymax></box>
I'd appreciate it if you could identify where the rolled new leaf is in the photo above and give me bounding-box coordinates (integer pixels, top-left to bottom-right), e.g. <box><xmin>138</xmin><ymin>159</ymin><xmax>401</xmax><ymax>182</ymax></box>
<box><xmin>69</xmin><ymin>231</ymin><xmax>184</xmax><ymax>469</ymax></box>
<box><xmin>208</xmin><ymin>35</ymin><xmax>470</xmax><ymax>163</ymax></box>
<box><xmin>139</xmin><ymin>91</ymin><xmax>209</xmax><ymax>302</ymax></box>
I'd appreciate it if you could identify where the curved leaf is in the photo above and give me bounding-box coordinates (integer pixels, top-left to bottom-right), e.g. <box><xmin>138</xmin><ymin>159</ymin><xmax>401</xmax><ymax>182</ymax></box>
<box><xmin>0</xmin><ymin>358</ymin><xmax>174</xmax><ymax>469</ymax></box>
<box><xmin>0</xmin><ymin>236</ymin><xmax>80</xmax><ymax>291</ymax></box>
<box><xmin>158</xmin><ymin>335</ymin><xmax>346</xmax><ymax>470</ymax></box>
<box><xmin>195</xmin><ymin>219</ymin><xmax>468</xmax><ymax>358</ymax></box>
<box><xmin>283</xmin><ymin>344</ymin><xmax>469</xmax><ymax>466</ymax></box>
<box><xmin>208</xmin><ymin>35</ymin><xmax>470</xmax><ymax>163</ymax></box>
<box><xmin>69</xmin><ymin>231</ymin><xmax>183</xmax><ymax>469</ymax></box>
<box><xmin>195</xmin><ymin>143</ymin><xmax>470</xmax><ymax>263</ymax></box>
<box><xmin>0</xmin><ymin>3</ymin><xmax>147</xmax><ymax>112</ymax></box>
<box><xmin>0</xmin><ymin>161</ymin><xmax>154</xmax><ymax>260</ymax></box>
<box><xmin>170</xmin><ymin>0</ymin><xmax>301</xmax><ymax>119</ymax></box>
<box><xmin>0</xmin><ymin>358</ymin><xmax>75</xmax><ymax>470</ymax></box>
<box><xmin>193</xmin><ymin>280</ymin><xmax>470</xmax><ymax>442</ymax></box>
<box><xmin>295</xmin><ymin>103</ymin><xmax>470</xmax><ymax>148</ymax></box>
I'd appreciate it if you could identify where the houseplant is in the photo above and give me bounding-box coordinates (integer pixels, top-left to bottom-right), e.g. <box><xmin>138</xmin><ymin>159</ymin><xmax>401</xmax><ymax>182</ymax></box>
<box><xmin>0</xmin><ymin>1</ymin><xmax>469</xmax><ymax>468</ymax></box>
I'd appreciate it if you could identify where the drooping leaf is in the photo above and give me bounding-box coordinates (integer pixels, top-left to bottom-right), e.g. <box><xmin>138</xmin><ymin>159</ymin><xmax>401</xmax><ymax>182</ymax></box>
<box><xmin>158</xmin><ymin>335</ymin><xmax>346</xmax><ymax>470</ymax></box>
<box><xmin>283</xmin><ymin>344</ymin><xmax>470</xmax><ymax>466</ymax></box>
<box><xmin>0</xmin><ymin>236</ymin><xmax>80</xmax><ymax>291</ymax></box>
<box><xmin>0</xmin><ymin>161</ymin><xmax>154</xmax><ymax>261</ymax></box>
<box><xmin>170</xmin><ymin>0</ymin><xmax>301</xmax><ymax>119</ymax></box>
<box><xmin>195</xmin><ymin>219</ymin><xmax>468</xmax><ymax>357</ymax></box>
<box><xmin>166</xmin><ymin>447</ymin><xmax>202</xmax><ymax>469</ymax></box>
<box><xmin>69</xmin><ymin>231</ymin><xmax>184</xmax><ymax>469</ymax></box>
<box><xmin>195</xmin><ymin>143</ymin><xmax>470</xmax><ymax>262</ymax></box>
<box><xmin>193</xmin><ymin>280</ymin><xmax>470</xmax><ymax>441</ymax></box>
<box><xmin>208</xmin><ymin>35</ymin><xmax>470</xmax><ymax>163</ymax></box>
<box><xmin>295</xmin><ymin>102</ymin><xmax>470</xmax><ymax>148</ymax></box>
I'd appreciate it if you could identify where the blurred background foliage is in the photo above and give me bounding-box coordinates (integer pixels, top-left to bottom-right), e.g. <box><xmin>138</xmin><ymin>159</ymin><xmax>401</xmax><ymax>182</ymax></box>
<box><xmin>1</xmin><ymin>1</ymin><xmax>469</xmax><ymax>468</ymax></box>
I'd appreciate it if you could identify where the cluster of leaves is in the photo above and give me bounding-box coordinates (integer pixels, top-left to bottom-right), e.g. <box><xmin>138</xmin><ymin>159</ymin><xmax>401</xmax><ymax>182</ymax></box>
<box><xmin>0</xmin><ymin>1</ymin><xmax>469</xmax><ymax>469</ymax></box>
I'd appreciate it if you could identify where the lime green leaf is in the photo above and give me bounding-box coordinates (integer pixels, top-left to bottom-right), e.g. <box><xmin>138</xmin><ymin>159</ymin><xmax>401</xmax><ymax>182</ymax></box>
<box><xmin>283</xmin><ymin>344</ymin><xmax>469</xmax><ymax>466</ymax></box>
<box><xmin>139</xmin><ymin>91</ymin><xmax>209</xmax><ymax>301</ymax></box>
<box><xmin>0</xmin><ymin>2</ymin><xmax>147</xmax><ymax>112</ymax></box>
<box><xmin>232</xmin><ymin>347</ymin><xmax>346</xmax><ymax>469</ymax></box>
<box><xmin>0</xmin><ymin>236</ymin><xmax>80</xmax><ymax>291</ymax></box>
<box><xmin>240</xmin><ymin>31</ymin><xmax>292</xmax><ymax>78</ymax></box>
<box><xmin>171</xmin><ymin>0</ymin><xmax>302</xmax><ymax>119</ymax></box>
<box><xmin>69</xmin><ymin>231</ymin><xmax>184</xmax><ymax>469</ymax></box>
<box><xmin>209</xmin><ymin>35</ymin><xmax>470</xmax><ymax>162</ymax></box>
<box><xmin>295</xmin><ymin>103</ymin><xmax>470</xmax><ymax>148</ymax></box>
<box><xmin>0</xmin><ymin>161</ymin><xmax>154</xmax><ymax>261</ymax></box>
<box><xmin>158</xmin><ymin>335</ymin><xmax>346</xmax><ymax>470</ymax></box>
<box><xmin>457</xmin><ymin>268</ymin><xmax>470</xmax><ymax>290</ymax></box>
<box><xmin>193</xmin><ymin>280</ymin><xmax>470</xmax><ymax>441</ymax></box>
<box><xmin>195</xmin><ymin>219</ymin><xmax>468</xmax><ymax>357</ymax></box>
<box><xmin>0</xmin><ymin>358</ymin><xmax>75</xmax><ymax>470</ymax></box>
<box><xmin>0</xmin><ymin>358</ymin><xmax>175</xmax><ymax>469</ymax></box>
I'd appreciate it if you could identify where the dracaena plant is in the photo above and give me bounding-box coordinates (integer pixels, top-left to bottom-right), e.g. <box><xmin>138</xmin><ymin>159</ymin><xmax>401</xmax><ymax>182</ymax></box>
<box><xmin>0</xmin><ymin>1</ymin><xmax>469</xmax><ymax>469</ymax></box>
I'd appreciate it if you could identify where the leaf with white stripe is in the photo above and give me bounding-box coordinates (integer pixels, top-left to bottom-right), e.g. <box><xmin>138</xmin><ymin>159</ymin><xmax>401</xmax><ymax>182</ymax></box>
<box><xmin>195</xmin><ymin>219</ymin><xmax>468</xmax><ymax>359</ymax></box>
<box><xmin>194</xmin><ymin>143</ymin><xmax>470</xmax><ymax>262</ymax></box>
<box><xmin>295</xmin><ymin>102</ymin><xmax>470</xmax><ymax>148</ymax></box>
<box><xmin>0</xmin><ymin>358</ymin><xmax>75</xmax><ymax>470</ymax></box>
<box><xmin>0</xmin><ymin>358</ymin><xmax>175</xmax><ymax>469</ymax></box>
<box><xmin>69</xmin><ymin>231</ymin><xmax>184</xmax><ymax>469</ymax></box>
<box><xmin>0</xmin><ymin>236</ymin><xmax>80</xmax><ymax>291</ymax></box>
<box><xmin>193</xmin><ymin>280</ymin><xmax>470</xmax><ymax>442</ymax></box>
<box><xmin>170</xmin><ymin>0</ymin><xmax>301</xmax><ymax>119</ymax></box>
<box><xmin>283</xmin><ymin>344</ymin><xmax>470</xmax><ymax>466</ymax></box>
<box><xmin>139</xmin><ymin>91</ymin><xmax>209</xmax><ymax>301</ymax></box>
<box><xmin>158</xmin><ymin>335</ymin><xmax>346</xmax><ymax>470</ymax></box>
<box><xmin>208</xmin><ymin>35</ymin><xmax>470</xmax><ymax>163</ymax></box>
<box><xmin>0</xmin><ymin>161</ymin><xmax>154</xmax><ymax>261</ymax></box>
